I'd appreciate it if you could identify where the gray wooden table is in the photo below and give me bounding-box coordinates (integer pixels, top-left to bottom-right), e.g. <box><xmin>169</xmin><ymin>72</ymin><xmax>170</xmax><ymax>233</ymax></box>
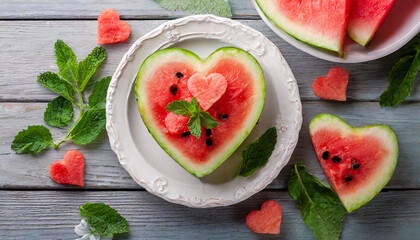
<box><xmin>1</xmin><ymin>1</ymin><xmax>419</xmax><ymax>239</ymax></box>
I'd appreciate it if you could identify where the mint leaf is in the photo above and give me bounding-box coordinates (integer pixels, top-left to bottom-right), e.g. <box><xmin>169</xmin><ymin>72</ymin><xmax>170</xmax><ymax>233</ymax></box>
<box><xmin>37</xmin><ymin>72</ymin><xmax>76</xmax><ymax>103</ymax></box>
<box><xmin>11</xmin><ymin>125</ymin><xmax>54</xmax><ymax>154</ymax></box>
<box><xmin>77</xmin><ymin>47</ymin><xmax>107</xmax><ymax>91</ymax></box>
<box><xmin>165</xmin><ymin>100</ymin><xmax>192</xmax><ymax>117</ymax></box>
<box><xmin>88</xmin><ymin>76</ymin><xmax>112</xmax><ymax>109</ymax></box>
<box><xmin>237</xmin><ymin>127</ymin><xmax>277</xmax><ymax>177</ymax></box>
<box><xmin>80</xmin><ymin>203</ymin><xmax>129</xmax><ymax>238</ymax></box>
<box><xmin>69</xmin><ymin>108</ymin><xmax>106</xmax><ymax>145</ymax></box>
<box><xmin>55</xmin><ymin>39</ymin><xmax>76</xmax><ymax>73</ymax></box>
<box><xmin>199</xmin><ymin>110</ymin><xmax>220</xmax><ymax>129</ymax></box>
<box><xmin>379</xmin><ymin>51</ymin><xmax>420</xmax><ymax>106</ymax></box>
<box><xmin>288</xmin><ymin>163</ymin><xmax>346</xmax><ymax>240</ymax></box>
<box><xmin>44</xmin><ymin>96</ymin><xmax>74</xmax><ymax>127</ymax></box>
<box><xmin>187</xmin><ymin>113</ymin><xmax>201</xmax><ymax>138</ymax></box>
<box><xmin>59</xmin><ymin>58</ymin><xmax>79</xmax><ymax>83</ymax></box>
<box><xmin>154</xmin><ymin>0</ymin><xmax>232</xmax><ymax>18</ymax></box>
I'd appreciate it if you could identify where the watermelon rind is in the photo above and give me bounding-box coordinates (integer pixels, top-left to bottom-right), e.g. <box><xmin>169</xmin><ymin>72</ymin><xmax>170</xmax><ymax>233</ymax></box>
<box><xmin>309</xmin><ymin>114</ymin><xmax>398</xmax><ymax>212</ymax></box>
<box><xmin>136</xmin><ymin>47</ymin><xmax>265</xmax><ymax>177</ymax></box>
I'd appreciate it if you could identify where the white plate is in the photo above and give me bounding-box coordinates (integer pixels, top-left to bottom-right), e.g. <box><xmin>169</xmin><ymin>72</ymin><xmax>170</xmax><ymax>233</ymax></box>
<box><xmin>253</xmin><ymin>0</ymin><xmax>420</xmax><ymax>63</ymax></box>
<box><xmin>106</xmin><ymin>15</ymin><xmax>302</xmax><ymax>208</ymax></box>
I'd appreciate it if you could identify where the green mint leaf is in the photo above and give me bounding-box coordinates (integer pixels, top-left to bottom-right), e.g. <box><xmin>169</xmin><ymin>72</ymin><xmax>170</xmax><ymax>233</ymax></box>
<box><xmin>44</xmin><ymin>96</ymin><xmax>74</xmax><ymax>127</ymax></box>
<box><xmin>11</xmin><ymin>125</ymin><xmax>54</xmax><ymax>154</ymax></box>
<box><xmin>37</xmin><ymin>72</ymin><xmax>77</xmax><ymax>104</ymax></box>
<box><xmin>80</xmin><ymin>203</ymin><xmax>129</xmax><ymax>238</ymax></box>
<box><xmin>54</xmin><ymin>39</ymin><xmax>76</xmax><ymax>73</ymax></box>
<box><xmin>154</xmin><ymin>0</ymin><xmax>232</xmax><ymax>18</ymax></box>
<box><xmin>88</xmin><ymin>76</ymin><xmax>112</xmax><ymax>109</ymax></box>
<box><xmin>77</xmin><ymin>47</ymin><xmax>107</xmax><ymax>91</ymax></box>
<box><xmin>59</xmin><ymin>58</ymin><xmax>79</xmax><ymax>83</ymax></box>
<box><xmin>165</xmin><ymin>100</ymin><xmax>192</xmax><ymax>117</ymax></box>
<box><xmin>237</xmin><ymin>127</ymin><xmax>277</xmax><ymax>177</ymax></box>
<box><xmin>288</xmin><ymin>163</ymin><xmax>347</xmax><ymax>240</ymax></box>
<box><xmin>379</xmin><ymin>51</ymin><xmax>420</xmax><ymax>106</ymax></box>
<box><xmin>187</xmin><ymin>113</ymin><xmax>201</xmax><ymax>139</ymax></box>
<box><xmin>199</xmin><ymin>110</ymin><xmax>220</xmax><ymax>129</ymax></box>
<box><xmin>69</xmin><ymin>108</ymin><xmax>106</xmax><ymax>145</ymax></box>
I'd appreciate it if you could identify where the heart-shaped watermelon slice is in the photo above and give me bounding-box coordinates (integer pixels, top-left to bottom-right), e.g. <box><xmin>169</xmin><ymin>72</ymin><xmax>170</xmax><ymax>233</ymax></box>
<box><xmin>136</xmin><ymin>48</ymin><xmax>265</xmax><ymax>177</ymax></box>
<box><xmin>309</xmin><ymin>114</ymin><xmax>398</xmax><ymax>212</ymax></box>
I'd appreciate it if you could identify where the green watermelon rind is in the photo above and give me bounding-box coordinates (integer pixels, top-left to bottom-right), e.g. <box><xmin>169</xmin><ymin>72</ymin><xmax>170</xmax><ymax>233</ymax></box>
<box><xmin>136</xmin><ymin>47</ymin><xmax>265</xmax><ymax>177</ymax></box>
<box><xmin>255</xmin><ymin>0</ymin><xmax>347</xmax><ymax>56</ymax></box>
<box><xmin>309</xmin><ymin>114</ymin><xmax>398</xmax><ymax>213</ymax></box>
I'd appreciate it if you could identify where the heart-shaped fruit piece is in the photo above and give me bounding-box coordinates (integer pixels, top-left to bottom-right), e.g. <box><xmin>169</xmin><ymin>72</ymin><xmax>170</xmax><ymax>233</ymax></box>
<box><xmin>187</xmin><ymin>73</ymin><xmax>227</xmax><ymax>110</ymax></box>
<box><xmin>97</xmin><ymin>9</ymin><xmax>131</xmax><ymax>44</ymax></box>
<box><xmin>136</xmin><ymin>48</ymin><xmax>265</xmax><ymax>177</ymax></box>
<box><xmin>246</xmin><ymin>200</ymin><xmax>283</xmax><ymax>234</ymax></box>
<box><xmin>312</xmin><ymin>67</ymin><xmax>349</xmax><ymax>101</ymax></box>
<box><xmin>49</xmin><ymin>150</ymin><xmax>85</xmax><ymax>186</ymax></box>
<box><xmin>309</xmin><ymin>114</ymin><xmax>398</xmax><ymax>212</ymax></box>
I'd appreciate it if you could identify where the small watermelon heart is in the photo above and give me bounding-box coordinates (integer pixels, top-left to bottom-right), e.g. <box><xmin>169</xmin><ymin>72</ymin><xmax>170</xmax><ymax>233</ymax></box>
<box><xmin>187</xmin><ymin>73</ymin><xmax>227</xmax><ymax>111</ymax></box>
<box><xmin>49</xmin><ymin>150</ymin><xmax>85</xmax><ymax>186</ymax></box>
<box><xmin>246</xmin><ymin>200</ymin><xmax>283</xmax><ymax>234</ymax></box>
<box><xmin>97</xmin><ymin>9</ymin><xmax>131</xmax><ymax>44</ymax></box>
<box><xmin>312</xmin><ymin>67</ymin><xmax>349</xmax><ymax>101</ymax></box>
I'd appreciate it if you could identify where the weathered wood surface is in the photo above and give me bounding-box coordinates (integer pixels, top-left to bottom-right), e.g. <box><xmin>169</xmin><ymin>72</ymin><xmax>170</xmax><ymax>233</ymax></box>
<box><xmin>0</xmin><ymin>190</ymin><xmax>419</xmax><ymax>239</ymax></box>
<box><xmin>0</xmin><ymin>20</ymin><xmax>419</xmax><ymax>102</ymax></box>
<box><xmin>2</xmin><ymin>102</ymin><xmax>419</xmax><ymax>189</ymax></box>
<box><xmin>0</xmin><ymin>0</ymin><xmax>258</xmax><ymax>20</ymax></box>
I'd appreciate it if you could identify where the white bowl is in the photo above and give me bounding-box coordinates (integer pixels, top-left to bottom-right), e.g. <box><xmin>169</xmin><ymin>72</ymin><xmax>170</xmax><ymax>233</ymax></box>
<box><xmin>106</xmin><ymin>15</ymin><xmax>302</xmax><ymax>208</ymax></box>
<box><xmin>252</xmin><ymin>0</ymin><xmax>420</xmax><ymax>63</ymax></box>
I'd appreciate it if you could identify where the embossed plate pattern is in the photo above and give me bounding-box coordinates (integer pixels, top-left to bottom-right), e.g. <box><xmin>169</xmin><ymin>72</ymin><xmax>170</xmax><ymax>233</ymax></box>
<box><xmin>106</xmin><ymin>15</ymin><xmax>302</xmax><ymax>208</ymax></box>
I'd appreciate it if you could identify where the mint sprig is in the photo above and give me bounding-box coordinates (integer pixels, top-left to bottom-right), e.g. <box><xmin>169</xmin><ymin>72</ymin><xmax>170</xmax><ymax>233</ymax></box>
<box><xmin>165</xmin><ymin>97</ymin><xmax>220</xmax><ymax>138</ymax></box>
<box><xmin>237</xmin><ymin>127</ymin><xmax>277</xmax><ymax>177</ymax></box>
<box><xmin>154</xmin><ymin>0</ymin><xmax>232</xmax><ymax>18</ymax></box>
<box><xmin>80</xmin><ymin>203</ymin><xmax>129</xmax><ymax>238</ymax></box>
<box><xmin>11</xmin><ymin>40</ymin><xmax>110</xmax><ymax>154</ymax></box>
<box><xmin>288</xmin><ymin>163</ymin><xmax>347</xmax><ymax>240</ymax></box>
<box><xmin>380</xmin><ymin>35</ymin><xmax>420</xmax><ymax>107</ymax></box>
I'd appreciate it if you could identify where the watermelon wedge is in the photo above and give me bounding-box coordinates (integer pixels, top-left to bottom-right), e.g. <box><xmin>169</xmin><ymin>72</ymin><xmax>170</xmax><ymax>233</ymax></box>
<box><xmin>309</xmin><ymin>114</ymin><xmax>398</xmax><ymax>212</ymax></box>
<box><xmin>347</xmin><ymin>0</ymin><xmax>396</xmax><ymax>46</ymax></box>
<box><xmin>136</xmin><ymin>48</ymin><xmax>265</xmax><ymax>177</ymax></box>
<box><xmin>256</xmin><ymin>0</ymin><xmax>353</xmax><ymax>56</ymax></box>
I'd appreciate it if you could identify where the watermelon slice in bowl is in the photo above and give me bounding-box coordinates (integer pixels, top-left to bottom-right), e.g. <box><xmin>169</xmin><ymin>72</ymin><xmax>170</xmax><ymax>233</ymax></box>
<box><xmin>106</xmin><ymin>15</ymin><xmax>302</xmax><ymax>207</ymax></box>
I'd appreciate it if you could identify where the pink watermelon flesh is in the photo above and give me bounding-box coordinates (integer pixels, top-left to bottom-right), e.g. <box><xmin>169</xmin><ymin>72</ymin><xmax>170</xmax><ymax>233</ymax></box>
<box><xmin>312</xmin><ymin>67</ymin><xmax>349</xmax><ymax>101</ymax></box>
<box><xmin>347</xmin><ymin>0</ymin><xmax>396</xmax><ymax>46</ymax></box>
<box><xmin>136</xmin><ymin>48</ymin><xmax>265</xmax><ymax>177</ymax></box>
<box><xmin>309</xmin><ymin>114</ymin><xmax>398</xmax><ymax>212</ymax></box>
<box><xmin>97</xmin><ymin>9</ymin><xmax>131</xmax><ymax>44</ymax></box>
<box><xmin>256</xmin><ymin>0</ymin><xmax>352</xmax><ymax>56</ymax></box>
<box><xmin>49</xmin><ymin>150</ymin><xmax>85</xmax><ymax>187</ymax></box>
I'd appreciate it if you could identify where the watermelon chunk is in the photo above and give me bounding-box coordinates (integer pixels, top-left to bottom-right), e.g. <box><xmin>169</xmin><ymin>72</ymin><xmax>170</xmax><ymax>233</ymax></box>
<box><xmin>312</xmin><ymin>67</ymin><xmax>349</xmax><ymax>101</ymax></box>
<box><xmin>97</xmin><ymin>9</ymin><xmax>131</xmax><ymax>44</ymax></box>
<box><xmin>309</xmin><ymin>114</ymin><xmax>398</xmax><ymax>212</ymax></box>
<box><xmin>246</xmin><ymin>200</ymin><xmax>283</xmax><ymax>234</ymax></box>
<box><xmin>256</xmin><ymin>0</ymin><xmax>353</xmax><ymax>56</ymax></box>
<box><xmin>136</xmin><ymin>48</ymin><xmax>265</xmax><ymax>177</ymax></box>
<box><xmin>49</xmin><ymin>150</ymin><xmax>85</xmax><ymax>187</ymax></box>
<box><xmin>347</xmin><ymin>0</ymin><xmax>396</xmax><ymax>46</ymax></box>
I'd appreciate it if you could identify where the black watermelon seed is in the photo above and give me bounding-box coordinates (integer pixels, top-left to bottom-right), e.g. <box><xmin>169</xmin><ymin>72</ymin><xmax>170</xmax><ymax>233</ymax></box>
<box><xmin>322</xmin><ymin>151</ymin><xmax>329</xmax><ymax>160</ymax></box>
<box><xmin>352</xmin><ymin>163</ymin><xmax>360</xmax><ymax>170</ymax></box>
<box><xmin>206</xmin><ymin>138</ymin><xmax>213</xmax><ymax>147</ymax></box>
<box><xmin>205</xmin><ymin>129</ymin><xmax>212</xmax><ymax>137</ymax></box>
<box><xmin>181</xmin><ymin>131</ymin><xmax>190</xmax><ymax>138</ymax></box>
<box><xmin>170</xmin><ymin>84</ymin><xmax>178</xmax><ymax>96</ymax></box>
<box><xmin>344</xmin><ymin>175</ymin><xmax>353</xmax><ymax>182</ymax></box>
<box><xmin>331</xmin><ymin>156</ymin><xmax>341</xmax><ymax>163</ymax></box>
<box><xmin>218</xmin><ymin>114</ymin><xmax>228</xmax><ymax>120</ymax></box>
<box><xmin>175</xmin><ymin>72</ymin><xmax>184</xmax><ymax>79</ymax></box>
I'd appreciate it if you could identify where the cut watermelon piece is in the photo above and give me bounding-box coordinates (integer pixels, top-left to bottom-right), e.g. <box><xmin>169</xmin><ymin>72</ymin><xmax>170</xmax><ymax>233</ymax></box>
<box><xmin>256</xmin><ymin>0</ymin><xmax>352</xmax><ymax>56</ymax></box>
<box><xmin>136</xmin><ymin>48</ymin><xmax>265</xmax><ymax>177</ymax></box>
<box><xmin>49</xmin><ymin>150</ymin><xmax>85</xmax><ymax>187</ymax></box>
<box><xmin>246</xmin><ymin>200</ymin><xmax>283</xmax><ymax>234</ymax></box>
<box><xmin>312</xmin><ymin>67</ymin><xmax>349</xmax><ymax>101</ymax></box>
<box><xmin>347</xmin><ymin>0</ymin><xmax>396</xmax><ymax>46</ymax></box>
<box><xmin>97</xmin><ymin>9</ymin><xmax>131</xmax><ymax>44</ymax></box>
<box><xmin>309</xmin><ymin>114</ymin><xmax>398</xmax><ymax>212</ymax></box>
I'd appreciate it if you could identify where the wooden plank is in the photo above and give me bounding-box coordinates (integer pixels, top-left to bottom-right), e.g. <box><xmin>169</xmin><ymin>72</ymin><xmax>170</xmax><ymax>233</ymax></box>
<box><xmin>0</xmin><ymin>190</ymin><xmax>419</xmax><ymax>239</ymax></box>
<box><xmin>1</xmin><ymin>102</ymin><xmax>419</xmax><ymax>190</ymax></box>
<box><xmin>0</xmin><ymin>0</ymin><xmax>258</xmax><ymax>20</ymax></box>
<box><xmin>0</xmin><ymin>20</ymin><xmax>418</xmax><ymax>102</ymax></box>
